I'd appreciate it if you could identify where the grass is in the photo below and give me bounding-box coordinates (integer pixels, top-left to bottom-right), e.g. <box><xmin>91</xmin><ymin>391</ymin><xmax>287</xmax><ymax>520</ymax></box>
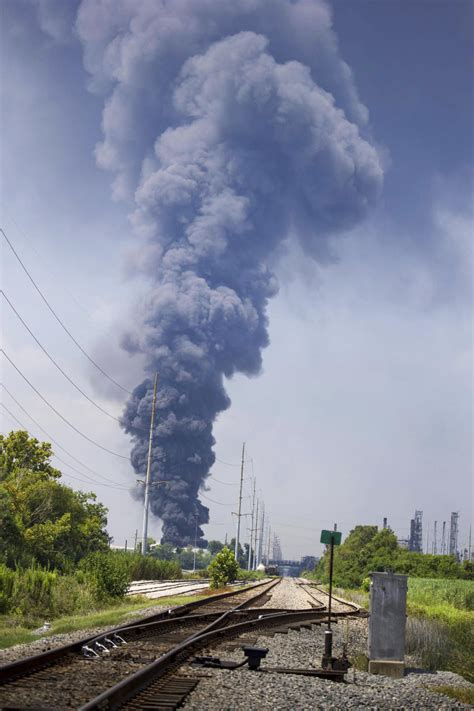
<box><xmin>405</xmin><ymin>579</ymin><xmax>474</xmax><ymax>682</ymax></box>
<box><xmin>428</xmin><ymin>685</ymin><xmax>474</xmax><ymax>705</ymax></box>
<box><xmin>0</xmin><ymin>593</ymin><xmax>207</xmax><ymax>650</ymax></box>
<box><xmin>407</xmin><ymin>578</ymin><xmax>473</xmax><ymax>611</ymax></box>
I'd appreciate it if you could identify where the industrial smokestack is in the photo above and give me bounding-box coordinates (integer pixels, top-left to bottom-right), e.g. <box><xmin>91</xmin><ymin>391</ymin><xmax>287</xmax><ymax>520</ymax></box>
<box><xmin>77</xmin><ymin>0</ymin><xmax>383</xmax><ymax>545</ymax></box>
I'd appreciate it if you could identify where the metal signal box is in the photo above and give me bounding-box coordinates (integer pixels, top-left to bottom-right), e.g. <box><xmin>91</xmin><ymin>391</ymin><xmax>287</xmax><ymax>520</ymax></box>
<box><xmin>368</xmin><ymin>572</ymin><xmax>407</xmax><ymax>678</ymax></box>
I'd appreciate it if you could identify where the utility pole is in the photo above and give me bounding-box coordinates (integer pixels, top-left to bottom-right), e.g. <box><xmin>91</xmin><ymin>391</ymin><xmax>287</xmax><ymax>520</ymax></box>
<box><xmin>258</xmin><ymin>503</ymin><xmax>265</xmax><ymax>567</ymax></box>
<box><xmin>441</xmin><ymin>521</ymin><xmax>446</xmax><ymax>555</ymax></box>
<box><xmin>248</xmin><ymin>478</ymin><xmax>256</xmax><ymax>570</ymax></box>
<box><xmin>266</xmin><ymin>525</ymin><xmax>271</xmax><ymax>565</ymax></box>
<box><xmin>253</xmin><ymin>499</ymin><xmax>259</xmax><ymax>570</ymax></box>
<box><xmin>141</xmin><ymin>373</ymin><xmax>158</xmax><ymax>555</ymax></box>
<box><xmin>234</xmin><ymin>442</ymin><xmax>245</xmax><ymax>563</ymax></box>
<box><xmin>469</xmin><ymin>525</ymin><xmax>472</xmax><ymax>561</ymax></box>
<box><xmin>433</xmin><ymin>521</ymin><xmax>437</xmax><ymax>555</ymax></box>
<box><xmin>193</xmin><ymin>514</ymin><xmax>198</xmax><ymax>572</ymax></box>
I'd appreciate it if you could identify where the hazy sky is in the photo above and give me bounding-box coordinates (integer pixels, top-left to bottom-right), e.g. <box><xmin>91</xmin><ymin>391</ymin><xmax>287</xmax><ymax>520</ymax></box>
<box><xmin>1</xmin><ymin>0</ymin><xmax>472</xmax><ymax>558</ymax></box>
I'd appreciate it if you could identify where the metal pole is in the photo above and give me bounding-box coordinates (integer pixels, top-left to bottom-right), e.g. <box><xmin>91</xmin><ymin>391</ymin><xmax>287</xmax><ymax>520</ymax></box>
<box><xmin>142</xmin><ymin>373</ymin><xmax>158</xmax><ymax>555</ymax></box>
<box><xmin>248</xmin><ymin>477</ymin><xmax>256</xmax><ymax>570</ymax></box>
<box><xmin>253</xmin><ymin>499</ymin><xmax>259</xmax><ymax>570</ymax></box>
<box><xmin>234</xmin><ymin>442</ymin><xmax>245</xmax><ymax>563</ymax></box>
<box><xmin>258</xmin><ymin>503</ymin><xmax>265</xmax><ymax>567</ymax></box>
<box><xmin>193</xmin><ymin>515</ymin><xmax>198</xmax><ymax>572</ymax></box>
<box><xmin>266</xmin><ymin>525</ymin><xmax>271</xmax><ymax>565</ymax></box>
<box><xmin>327</xmin><ymin>532</ymin><xmax>335</xmax><ymax>631</ymax></box>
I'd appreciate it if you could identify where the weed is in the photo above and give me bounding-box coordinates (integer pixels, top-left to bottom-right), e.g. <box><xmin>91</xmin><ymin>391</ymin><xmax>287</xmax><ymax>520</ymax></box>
<box><xmin>428</xmin><ymin>685</ymin><xmax>474</xmax><ymax>705</ymax></box>
<box><xmin>351</xmin><ymin>651</ymin><xmax>369</xmax><ymax>671</ymax></box>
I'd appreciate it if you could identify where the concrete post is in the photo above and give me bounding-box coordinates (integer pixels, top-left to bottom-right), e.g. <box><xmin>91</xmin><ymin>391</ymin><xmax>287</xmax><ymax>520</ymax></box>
<box><xmin>368</xmin><ymin>571</ymin><xmax>408</xmax><ymax>679</ymax></box>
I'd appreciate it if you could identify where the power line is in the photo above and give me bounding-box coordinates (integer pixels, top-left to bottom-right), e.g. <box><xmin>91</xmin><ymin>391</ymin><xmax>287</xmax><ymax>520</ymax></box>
<box><xmin>0</xmin><ymin>402</ymin><xmax>131</xmax><ymax>491</ymax></box>
<box><xmin>208</xmin><ymin>475</ymin><xmax>239</xmax><ymax>486</ymax></box>
<box><xmin>1</xmin><ymin>227</ymin><xmax>132</xmax><ymax>396</ymax></box>
<box><xmin>1</xmin><ymin>211</ymin><xmax>100</xmax><ymax>322</ymax></box>
<box><xmin>1</xmin><ymin>290</ymin><xmax>123</xmax><ymax>424</ymax></box>
<box><xmin>1</xmin><ymin>349</ymin><xmax>129</xmax><ymax>460</ymax></box>
<box><xmin>1</xmin><ymin>402</ymin><xmax>24</xmax><ymax>430</ymax></box>
<box><xmin>200</xmin><ymin>492</ymin><xmax>234</xmax><ymax>507</ymax></box>
<box><xmin>0</xmin><ymin>384</ymin><xmax>130</xmax><ymax>486</ymax></box>
<box><xmin>215</xmin><ymin>457</ymin><xmax>241</xmax><ymax>467</ymax></box>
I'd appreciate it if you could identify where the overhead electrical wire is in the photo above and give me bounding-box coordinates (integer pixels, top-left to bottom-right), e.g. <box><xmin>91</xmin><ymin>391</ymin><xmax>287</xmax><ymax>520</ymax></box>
<box><xmin>208</xmin><ymin>475</ymin><xmax>239</xmax><ymax>486</ymax></box>
<box><xmin>0</xmin><ymin>384</ymin><xmax>130</xmax><ymax>486</ymax></box>
<box><xmin>1</xmin><ymin>212</ymin><xmax>101</xmax><ymax>321</ymax></box>
<box><xmin>1</xmin><ymin>402</ymin><xmax>24</xmax><ymax>430</ymax></box>
<box><xmin>200</xmin><ymin>492</ymin><xmax>234</xmax><ymax>507</ymax></box>
<box><xmin>1</xmin><ymin>349</ymin><xmax>129</xmax><ymax>460</ymax></box>
<box><xmin>1</xmin><ymin>290</ymin><xmax>123</xmax><ymax>424</ymax></box>
<box><xmin>0</xmin><ymin>402</ymin><xmax>131</xmax><ymax>491</ymax></box>
<box><xmin>215</xmin><ymin>457</ymin><xmax>241</xmax><ymax>467</ymax></box>
<box><xmin>1</xmin><ymin>388</ymin><xmax>131</xmax><ymax>485</ymax></box>
<box><xmin>1</xmin><ymin>227</ymin><xmax>133</xmax><ymax>396</ymax></box>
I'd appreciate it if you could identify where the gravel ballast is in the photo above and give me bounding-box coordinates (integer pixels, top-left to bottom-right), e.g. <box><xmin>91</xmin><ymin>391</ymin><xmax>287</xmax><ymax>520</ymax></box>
<box><xmin>0</xmin><ymin>604</ymin><xmax>169</xmax><ymax>666</ymax></box>
<box><xmin>180</xmin><ymin>579</ymin><xmax>473</xmax><ymax>710</ymax></box>
<box><xmin>1</xmin><ymin>579</ymin><xmax>472</xmax><ymax>709</ymax></box>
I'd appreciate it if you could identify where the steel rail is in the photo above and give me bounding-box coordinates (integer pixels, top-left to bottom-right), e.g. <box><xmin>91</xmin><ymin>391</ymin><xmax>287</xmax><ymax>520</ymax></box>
<box><xmin>0</xmin><ymin>578</ymin><xmax>277</xmax><ymax>685</ymax></box>
<box><xmin>81</xmin><ymin>605</ymin><xmax>363</xmax><ymax>710</ymax></box>
<box><xmin>300</xmin><ymin>582</ymin><xmax>362</xmax><ymax>613</ymax></box>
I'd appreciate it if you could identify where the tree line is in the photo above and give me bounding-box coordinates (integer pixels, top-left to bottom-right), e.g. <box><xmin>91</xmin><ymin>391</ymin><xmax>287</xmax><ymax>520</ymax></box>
<box><xmin>315</xmin><ymin>525</ymin><xmax>473</xmax><ymax>588</ymax></box>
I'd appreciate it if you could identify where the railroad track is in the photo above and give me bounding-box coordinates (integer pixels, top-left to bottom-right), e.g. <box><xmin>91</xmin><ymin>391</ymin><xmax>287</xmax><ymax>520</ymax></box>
<box><xmin>296</xmin><ymin>579</ymin><xmax>362</xmax><ymax>616</ymax></box>
<box><xmin>0</xmin><ymin>579</ymin><xmax>365</xmax><ymax>710</ymax></box>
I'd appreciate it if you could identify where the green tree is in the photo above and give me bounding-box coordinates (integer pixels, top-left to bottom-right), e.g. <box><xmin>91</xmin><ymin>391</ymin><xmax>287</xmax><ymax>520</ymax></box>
<box><xmin>151</xmin><ymin>543</ymin><xmax>178</xmax><ymax>561</ymax></box>
<box><xmin>0</xmin><ymin>431</ymin><xmax>109</xmax><ymax>569</ymax></box>
<box><xmin>208</xmin><ymin>540</ymin><xmax>224</xmax><ymax>556</ymax></box>
<box><xmin>208</xmin><ymin>546</ymin><xmax>239</xmax><ymax>589</ymax></box>
<box><xmin>0</xmin><ymin>430</ymin><xmax>60</xmax><ymax>479</ymax></box>
<box><xmin>316</xmin><ymin>524</ymin><xmax>468</xmax><ymax>588</ymax></box>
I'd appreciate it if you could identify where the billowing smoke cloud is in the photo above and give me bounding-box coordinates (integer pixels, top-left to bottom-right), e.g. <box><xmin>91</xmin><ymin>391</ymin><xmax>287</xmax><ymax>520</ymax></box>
<box><xmin>76</xmin><ymin>0</ymin><xmax>383</xmax><ymax>545</ymax></box>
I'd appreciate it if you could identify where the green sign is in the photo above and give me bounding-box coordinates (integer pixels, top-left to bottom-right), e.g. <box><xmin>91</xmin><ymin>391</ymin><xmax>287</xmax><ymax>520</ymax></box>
<box><xmin>320</xmin><ymin>529</ymin><xmax>342</xmax><ymax>546</ymax></box>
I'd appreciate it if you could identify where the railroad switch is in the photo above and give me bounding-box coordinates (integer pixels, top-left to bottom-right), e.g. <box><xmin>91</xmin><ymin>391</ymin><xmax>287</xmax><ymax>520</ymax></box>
<box><xmin>242</xmin><ymin>646</ymin><xmax>269</xmax><ymax>670</ymax></box>
<box><xmin>321</xmin><ymin>632</ymin><xmax>351</xmax><ymax>674</ymax></box>
<box><xmin>191</xmin><ymin>655</ymin><xmax>246</xmax><ymax>670</ymax></box>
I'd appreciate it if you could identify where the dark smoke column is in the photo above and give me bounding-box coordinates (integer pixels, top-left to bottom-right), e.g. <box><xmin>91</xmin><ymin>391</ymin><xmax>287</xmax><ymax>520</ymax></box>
<box><xmin>77</xmin><ymin>2</ymin><xmax>384</xmax><ymax>546</ymax></box>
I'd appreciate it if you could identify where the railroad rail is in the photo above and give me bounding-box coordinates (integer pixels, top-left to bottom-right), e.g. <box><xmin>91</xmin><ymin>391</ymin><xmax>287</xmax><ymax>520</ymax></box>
<box><xmin>0</xmin><ymin>578</ymin><xmax>366</xmax><ymax>710</ymax></box>
<box><xmin>296</xmin><ymin>579</ymin><xmax>362</xmax><ymax>616</ymax></box>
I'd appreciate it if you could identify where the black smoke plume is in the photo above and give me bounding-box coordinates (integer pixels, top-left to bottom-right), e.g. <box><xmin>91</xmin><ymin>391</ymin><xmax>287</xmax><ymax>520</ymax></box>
<box><xmin>77</xmin><ymin>1</ymin><xmax>383</xmax><ymax>545</ymax></box>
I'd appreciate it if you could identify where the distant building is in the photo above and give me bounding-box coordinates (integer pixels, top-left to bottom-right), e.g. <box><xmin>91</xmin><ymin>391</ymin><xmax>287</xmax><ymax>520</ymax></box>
<box><xmin>409</xmin><ymin>510</ymin><xmax>423</xmax><ymax>552</ymax></box>
<box><xmin>448</xmin><ymin>512</ymin><xmax>459</xmax><ymax>558</ymax></box>
<box><xmin>301</xmin><ymin>555</ymin><xmax>317</xmax><ymax>571</ymax></box>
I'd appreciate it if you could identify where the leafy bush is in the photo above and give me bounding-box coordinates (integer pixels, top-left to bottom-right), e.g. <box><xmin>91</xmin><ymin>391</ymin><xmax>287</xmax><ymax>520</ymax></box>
<box><xmin>79</xmin><ymin>552</ymin><xmax>130</xmax><ymax>600</ymax></box>
<box><xmin>208</xmin><ymin>547</ymin><xmax>239</xmax><ymax>589</ymax></box>
<box><xmin>124</xmin><ymin>552</ymin><xmax>181</xmax><ymax>581</ymax></box>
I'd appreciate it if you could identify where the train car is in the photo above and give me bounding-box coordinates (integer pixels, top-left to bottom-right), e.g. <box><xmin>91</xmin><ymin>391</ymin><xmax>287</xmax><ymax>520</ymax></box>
<box><xmin>264</xmin><ymin>564</ymin><xmax>279</xmax><ymax>576</ymax></box>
